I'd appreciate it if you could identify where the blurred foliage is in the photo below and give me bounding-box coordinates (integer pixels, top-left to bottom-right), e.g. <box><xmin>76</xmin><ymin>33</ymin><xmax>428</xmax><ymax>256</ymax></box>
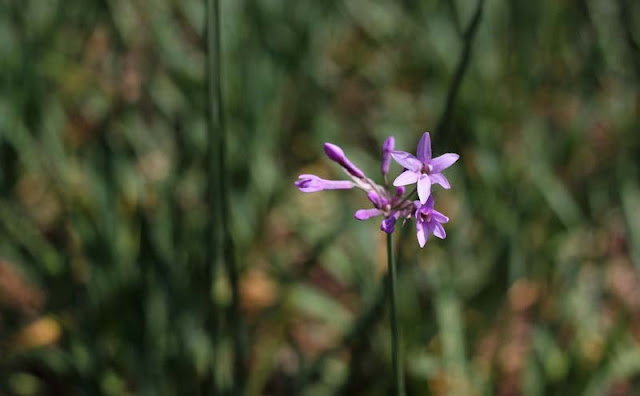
<box><xmin>1</xmin><ymin>0</ymin><xmax>640</xmax><ymax>395</ymax></box>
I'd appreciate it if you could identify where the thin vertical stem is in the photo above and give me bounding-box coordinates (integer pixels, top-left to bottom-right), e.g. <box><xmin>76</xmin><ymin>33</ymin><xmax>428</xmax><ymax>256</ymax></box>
<box><xmin>387</xmin><ymin>233</ymin><xmax>405</xmax><ymax>396</ymax></box>
<box><xmin>204</xmin><ymin>0</ymin><xmax>220</xmax><ymax>393</ymax></box>
<box><xmin>206</xmin><ymin>0</ymin><xmax>244</xmax><ymax>393</ymax></box>
<box><xmin>435</xmin><ymin>0</ymin><xmax>485</xmax><ymax>137</ymax></box>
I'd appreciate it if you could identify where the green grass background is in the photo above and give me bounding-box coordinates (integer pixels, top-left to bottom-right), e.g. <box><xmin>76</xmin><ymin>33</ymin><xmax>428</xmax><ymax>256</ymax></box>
<box><xmin>1</xmin><ymin>0</ymin><xmax>640</xmax><ymax>395</ymax></box>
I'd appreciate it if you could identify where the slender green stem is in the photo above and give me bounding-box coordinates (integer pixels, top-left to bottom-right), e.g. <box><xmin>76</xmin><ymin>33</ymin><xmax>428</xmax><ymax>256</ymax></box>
<box><xmin>204</xmin><ymin>0</ymin><xmax>220</xmax><ymax>393</ymax></box>
<box><xmin>206</xmin><ymin>0</ymin><xmax>245</xmax><ymax>393</ymax></box>
<box><xmin>386</xmin><ymin>233</ymin><xmax>405</xmax><ymax>396</ymax></box>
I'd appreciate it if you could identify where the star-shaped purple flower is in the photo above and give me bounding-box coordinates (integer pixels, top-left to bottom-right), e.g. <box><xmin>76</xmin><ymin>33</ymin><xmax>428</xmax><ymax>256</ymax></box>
<box><xmin>391</xmin><ymin>132</ymin><xmax>459</xmax><ymax>204</ymax></box>
<box><xmin>414</xmin><ymin>196</ymin><xmax>449</xmax><ymax>248</ymax></box>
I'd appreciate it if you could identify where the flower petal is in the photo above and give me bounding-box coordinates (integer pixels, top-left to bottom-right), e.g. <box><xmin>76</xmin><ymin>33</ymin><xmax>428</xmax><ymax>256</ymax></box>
<box><xmin>417</xmin><ymin>174</ymin><xmax>432</xmax><ymax>204</ymax></box>
<box><xmin>416</xmin><ymin>132</ymin><xmax>432</xmax><ymax>163</ymax></box>
<box><xmin>430</xmin><ymin>172</ymin><xmax>451</xmax><ymax>189</ymax></box>
<box><xmin>390</xmin><ymin>151</ymin><xmax>421</xmax><ymax>171</ymax></box>
<box><xmin>432</xmin><ymin>223</ymin><xmax>447</xmax><ymax>239</ymax></box>
<box><xmin>354</xmin><ymin>208</ymin><xmax>382</xmax><ymax>220</ymax></box>
<box><xmin>416</xmin><ymin>220</ymin><xmax>428</xmax><ymax>248</ymax></box>
<box><xmin>393</xmin><ymin>170</ymin><xmax>419</xmax><ymax>186</ymax></box>
<box><xmin>429</xmin><ymin>153</ymin><xmax>459</xmax><ymax>173</ymax></box>
<box><xmin>425</xmin><ymin>195</ymin><xmax>435</xmax><ymax>210</ymax></box>
<box><xmin>430</xmin><ymin>209</ymin><xmax>449</xmax><ymax>224</ymax></box>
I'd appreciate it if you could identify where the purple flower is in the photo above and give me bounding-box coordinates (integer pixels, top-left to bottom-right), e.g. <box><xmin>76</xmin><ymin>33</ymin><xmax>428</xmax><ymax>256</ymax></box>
<box><xmin>414</xmin><ymin>196</ymin><xmax>449</xmax><ymax>248</ymax></box>
<box><xmin>391</xmin><ymin>132</ymin><xmax>459</xmax><ymax>204</ymax></box>
<box><xmin>381</xmin><ymin>136</ymin><xmax>395</xmax><ymax>176</ymax></box>
<box><xmin>295</xmin><ymin>174</ymin><xmax>355</xmax><ymax>193</ymax></box>
<box><xmin>295</xmin><ymin>133</ymin><xmax>456</xmax><ymax>243</ymax></box>
<box><xmin>324</xmin><ymin>143</ymin><xmax>365</xmax><ymax>179</ymax></box>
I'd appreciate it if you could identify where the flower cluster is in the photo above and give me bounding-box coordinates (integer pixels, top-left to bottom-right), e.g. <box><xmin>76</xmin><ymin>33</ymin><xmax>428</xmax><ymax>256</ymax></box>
<box><xmin>295</xmin><ymin>132</ymin><xmax>458</xmax><ymax>247</ymax></box>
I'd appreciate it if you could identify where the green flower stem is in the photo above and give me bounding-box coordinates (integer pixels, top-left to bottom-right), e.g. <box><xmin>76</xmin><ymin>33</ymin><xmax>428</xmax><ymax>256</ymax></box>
<box><xmin>387</xmin><ymin>233</ymin><xmax>405</xmax><ymax>396</ymax></box>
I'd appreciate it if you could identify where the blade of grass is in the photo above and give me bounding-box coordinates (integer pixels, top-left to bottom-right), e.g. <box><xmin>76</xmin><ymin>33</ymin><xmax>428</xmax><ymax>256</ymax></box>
<box><xmin>206</xmin><ymin>0</ymin><xmax>245</xmax><ymax>393</ymax></box>
<box><xmin>435</xmin><ymin>0</ymin><xmax>485</xmax><ymax>137</ymax></box>
<box><xmin>429</xmin><ymin>261</ymin><xmax>469</xmax><ymax>395</ymax></box>
<box><xmin>204</xmin><ymin>0</ymin><xmax>221</xmax><ymax>392</ymax></box>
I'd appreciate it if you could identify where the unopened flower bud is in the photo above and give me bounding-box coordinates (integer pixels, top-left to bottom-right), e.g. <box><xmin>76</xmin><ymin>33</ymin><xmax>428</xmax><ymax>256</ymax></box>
<box><xmin>324</xmin><ymin>143</ymin><xmax>365</xmax><ymax>178</ymax></box>
<box><xmin>295</xmin><ymin>174</ymin><xmax>355</xmax><ymax>193</ymax></box>
<box><xmin>381</xmin><ymin>136</ymin><xmax>395</xmax><ymax>175</ymax></box>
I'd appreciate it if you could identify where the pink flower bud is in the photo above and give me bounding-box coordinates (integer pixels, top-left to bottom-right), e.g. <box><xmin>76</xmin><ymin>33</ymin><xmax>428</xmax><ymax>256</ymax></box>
<box><xmin>381</xmin><ymin>136</ymin><xmax>395</xmax><ymax>175</ymax></box>
<box><xmin>323</xmin><ymin>143</ymin><xmax>365</xmax><ymax>178</ymax></box>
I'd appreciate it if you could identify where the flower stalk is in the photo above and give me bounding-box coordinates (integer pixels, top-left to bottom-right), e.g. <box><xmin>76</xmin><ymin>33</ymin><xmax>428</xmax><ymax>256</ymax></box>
<box><xmin>295</xmin><ymin>132</ymin><xmax>458</xmax><ymax>394</ymax></box>
<box><xmin>387</xmin><ymin>232</ymin><xmax>405</xmax><ymax>396</ymax></box>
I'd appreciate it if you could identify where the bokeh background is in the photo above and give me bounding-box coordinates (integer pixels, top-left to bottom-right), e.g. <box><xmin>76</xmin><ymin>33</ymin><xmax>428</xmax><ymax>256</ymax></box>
<box><xmin>2</xmin><ymin>0</ymin><xmax>640</xmax><ymax>395</ymax></box>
